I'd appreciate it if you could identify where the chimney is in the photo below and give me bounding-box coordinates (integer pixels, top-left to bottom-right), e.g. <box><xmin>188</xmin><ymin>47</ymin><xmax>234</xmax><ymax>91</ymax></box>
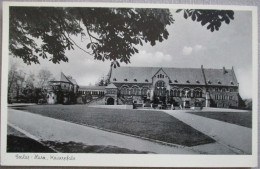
<box><xmin>223</xmin><ymin>67</ymin><xmax>226</xmax><ymax>74</ymax></box>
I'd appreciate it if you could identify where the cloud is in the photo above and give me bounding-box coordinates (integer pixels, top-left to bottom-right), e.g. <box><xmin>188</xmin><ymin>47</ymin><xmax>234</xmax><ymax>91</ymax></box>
<box><xmin>129</xmin><ymin>50</ymin><xmax>173</xmax><ymax>67</ymax></box>
<box><xmin>194</xmin><ymin>45</ymin><xmax>203</xmax><ymax>51</ymax></box>
<box><xmin>182</xmin><ymin>46</ymin><xmax>193</xmax><ymax>55</ymax></box>
<box><xmin>182</xmin><ymin>45</ymin><xmax>205</xmax><ymax>55</ymax></box>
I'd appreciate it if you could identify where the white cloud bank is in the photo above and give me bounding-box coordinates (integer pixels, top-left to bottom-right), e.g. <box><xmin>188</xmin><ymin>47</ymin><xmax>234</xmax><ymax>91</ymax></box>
<box><xmin>182</xmin><ymin>45</ymin><xmax>205</xmax><ymax>55</ymax></box>
<box><xmin>129</xmin><ymin>50</ymin><xmax>172</xmax><ymax>67</ymax></box>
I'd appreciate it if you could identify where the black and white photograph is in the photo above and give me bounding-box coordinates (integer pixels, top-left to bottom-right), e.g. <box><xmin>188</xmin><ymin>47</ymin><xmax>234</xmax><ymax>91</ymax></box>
<box><xmin>1</xmin><ymin>1</ymin><xmax>258</xmax><ymax>167</ymax></box>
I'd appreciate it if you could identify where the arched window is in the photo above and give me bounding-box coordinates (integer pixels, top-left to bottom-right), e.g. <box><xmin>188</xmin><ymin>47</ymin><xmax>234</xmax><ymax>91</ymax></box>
<box><xmin>137</xmin><ymin>88</ymin><xmax>140</xmax><ymax>95</ymax></box>
<box><xmin>173</xmin><ymin>90</ymin><xmax>178</xmax><ymax>97</ymax></box>
<box><xmin>121</xmin><ymin>87</ymin><xmax>128</xmax><ymax>95</ymax></box>
<box><xmin>162</xmin><ymin>88</ymin><xmax>166</xmax><ymax>95</ymax></box>
<box><xmin>144</xmin><ymin>88</ymin><xmax>148</xmax><ymax>95</ymax></box>
<box><xmin>194</xmin><ymin>89</ymin><xmax>202</xmax><ymax>98</ymax></box>
<box><xmin>177</xmin><ymin>90</ymin><xmax>180</xmax><ymax>97</ymax></box>
<box><xmin>170</xmin><ymin>90</ymin><xmax>173</xmax><ymax>96</ymax></box>
<box><xmin>132</xmin><ymin>86</ymin><xmax>139</xmax><ymax>95</ymax></box>
<box><xmin>126</xmin><ymin>88</ymin><xmax>129</xmax><ymax>95</ymax></box>
<box><xmin>129</xmin><ymin>88</ymin><xmax>133</xmax><ymax>95</ymax></box>
<box><xmin>155</xmin><ymin>81</ymin><xmax>165</xmax><ymax>88</ymax></box>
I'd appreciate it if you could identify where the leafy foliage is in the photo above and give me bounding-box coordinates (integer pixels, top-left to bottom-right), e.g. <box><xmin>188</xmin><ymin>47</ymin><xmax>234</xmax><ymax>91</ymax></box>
<box><xmin>10</xmin><ymin>7</ymin><xmax>174</xmax><ymax>65</ymax></box>
<box><xmin>176</xmin><ymin>9</ymin><xmax>234</xmax><ymax>32</ymax></box>
<box><xmin>9</xmin><ymin>7</ymin><xmax>234</xmax><ymax>66</ymax></box>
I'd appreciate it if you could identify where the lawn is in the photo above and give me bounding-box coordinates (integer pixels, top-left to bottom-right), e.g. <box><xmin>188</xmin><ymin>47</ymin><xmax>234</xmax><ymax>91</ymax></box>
<box><xmin>186</xmin><ymin>111</ymin><xmax>252</xmax><ymax>128</ymax></box>
<box><xmin>11</xmin><ymin>105</ymin><xmax>215</xmax><ymax>146</ymax></box>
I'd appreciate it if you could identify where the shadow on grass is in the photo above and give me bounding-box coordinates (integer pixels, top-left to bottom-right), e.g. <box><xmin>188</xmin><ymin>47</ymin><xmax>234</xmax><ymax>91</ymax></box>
<box><xmin>43</xmin><ymin>141</ymin><xmax>152</xmax><ymax>153</ymax></box>
<box><xmin>7</xmin><ymin>135</ymin><xmax>55</xmax><ymax>153</ymax></box>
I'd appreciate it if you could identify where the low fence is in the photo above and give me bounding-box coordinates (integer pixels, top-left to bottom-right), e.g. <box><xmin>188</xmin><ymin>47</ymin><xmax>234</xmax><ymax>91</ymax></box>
<box><xmin>89</xmin><ymin>105</ymin><xmax>133</xmax><ymax>109</ymax></box>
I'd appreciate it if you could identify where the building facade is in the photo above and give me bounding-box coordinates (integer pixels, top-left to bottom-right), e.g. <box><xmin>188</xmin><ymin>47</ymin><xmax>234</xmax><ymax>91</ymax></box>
<box><xmin>47</xmin><ymin>72</ymin><xmax>79</xmax><ymax>104</ymax></box>
<box><xmin>105</xmin><ymin>66</ymin><xmax>240</xmax><ymax>108</ymax></box>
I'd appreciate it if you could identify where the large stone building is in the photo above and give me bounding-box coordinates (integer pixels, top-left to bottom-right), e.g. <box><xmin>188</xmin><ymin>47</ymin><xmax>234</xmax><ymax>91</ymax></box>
<box><xmin>104</xmin><ymin>66</ymin><xmax>240</xmax><ymax>108</ymax></box>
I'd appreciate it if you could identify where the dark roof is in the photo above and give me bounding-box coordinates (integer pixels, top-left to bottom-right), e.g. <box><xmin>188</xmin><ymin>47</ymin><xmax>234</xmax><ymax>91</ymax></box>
<box><xmin>203</xmin><ymin>68</ymin><xmax>238</xmax><ymax>86</ymax></box>
<box><xmin>50</xmin><ymin>72</ymin><xmax>78</xmax><ymax>86</ymax></box>
<box><xmin>105</xmin><ymin>83</ymin><xmax>117</xmax><ymax>89</ymax></box>
<box><xmin>79</xmin><ymin>86</ymin><xmax>106</xmax><ymax>90</ymax></box>
<box><xmin>163</xmin><ymin>68</ymin><xmax>205</xmax><ymax>85</ymax></box>
<box><xmin>109</xmin><ymin>66</ymin><xmax>238</xmax><ymax>86</ymax></box>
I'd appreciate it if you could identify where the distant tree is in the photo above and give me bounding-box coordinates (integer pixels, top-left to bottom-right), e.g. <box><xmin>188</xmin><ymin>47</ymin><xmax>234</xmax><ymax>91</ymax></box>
<box><xmin>9</xmin><ymin>7</ymin><xmax>234</xmax><ymax>66</ymax></box>
<box><xmin>37</xmin><ymin>69</ymin><xmax>53</xmax><ymax>89</ymax></box>
<box><xmin>96</xmin><ymin>75</ymin><xmax>107</xmax><ymax>86</ymax></box>
<box><xmin>8</xmin><ymin>61</ymin><xmax>19</xmax><ymax>95</ymax></box>
<box><xmin>8</xmin><ymin>65</ymin><xmax>26</xmax><ymax>102</ymax></box>
<box><xmin>25</xmin><ymin>72</ymin><xmax>35</xmax><ymax>88</ymax></box>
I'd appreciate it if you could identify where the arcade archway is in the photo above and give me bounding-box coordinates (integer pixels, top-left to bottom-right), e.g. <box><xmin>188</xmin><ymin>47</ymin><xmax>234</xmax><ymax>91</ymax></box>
<box><xmin>107</xmin><ymin>97</ymin><xmax>114</xmax><ymax>105</ymax></box>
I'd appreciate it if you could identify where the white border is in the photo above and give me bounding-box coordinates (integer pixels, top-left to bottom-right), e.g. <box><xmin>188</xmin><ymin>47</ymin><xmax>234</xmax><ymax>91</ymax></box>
<box><xmin>1</xmin><ymin>2</ymin><xmax>258</xmax><ymax>167</ymax></box>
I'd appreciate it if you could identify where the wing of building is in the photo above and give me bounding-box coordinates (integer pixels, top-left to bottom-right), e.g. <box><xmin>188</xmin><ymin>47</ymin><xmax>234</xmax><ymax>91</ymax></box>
<box><xmin>104</xmin><ymin>66</ymin><xmax>240</xmax><ymax>108</ymax></box>
<box><xmin>47</xmin><ymin>72</ymin><xmax>79</xmax><ymax>104</ymax></box>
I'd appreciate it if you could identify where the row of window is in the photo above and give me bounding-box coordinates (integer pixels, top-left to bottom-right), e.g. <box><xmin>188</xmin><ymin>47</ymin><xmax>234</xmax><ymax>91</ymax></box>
<box><xmin>157</xmin><ymin>74</ymin><xmax>165</xmax><ymax>79</ymax></box>
<box><xmin>107</xmin><ymin>89</ymin><xmax>117</xmax><ymax>94</ymax></box>
<box><xmin>214</xmin><ymin>95</ymin><xmax>233</xmax><ymax>100</ymax></box>
<box><xmin>212</xmin><ymin>88</ymin><xmax>236</xmax><ymax>92</ymax></box>
<box><xmin>120</xmin><ymin>87</ymin><xmax>149</xmax><ymax>96</ymax></box>
<box><xmin>79</xmin><ymin>91</ymin><xmax>105</xmax><ymax>95</ymax></box>
<box><xmin>168</xmin><ymin>89</ymin><xmax>202</xmax><ymax>98</ymax></box>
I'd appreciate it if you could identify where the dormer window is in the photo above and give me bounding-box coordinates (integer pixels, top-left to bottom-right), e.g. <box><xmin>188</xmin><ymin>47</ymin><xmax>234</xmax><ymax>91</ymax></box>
<box><xmin>231</xmin><ymin>81</ymin><xmax>234</xmax><ymax>85</ymax></box>
<box><xmin>196</xmin><ymin>80</ymin><xmax>200</xmax><ymax>84</ymax></box>
<box><xmin>113</xmin><ymin>78</ymin><xmax>117</xmax><ymax>81</ymax></box>
<box><xmin>174</xmin><ymin>80</ymin><xmax>178</xmax><ymax>83</ymax></box>
<box><xmin>186</xmin><ymin>80</ymin><xmax>190</xmax><ymax>83</ymax></box>
<box><xmin>169</xmin><ymin>80</ymin><xmax>172</xmax><ymax>83</ymax></box>
<box><xmin>124</xmin><ymin>78</ymin><xmax>128</xmax><ymax>82</ymax></box>
<box><xmin>218</xmin><ymin>81</ymin><xmax>221</xmax><ymax>84</ymax></box>
<box><xmin>208</xmin><ymin>80</ymin><xmax>211</xmax><ymax>84</ymax></box>
<box><xmin>134</xmin><ymin>79</ymin><xmax>137</xmax><ymax>82</ymax></box>
<box><xmin>145</xmin><ymin>79</ymin><xmax>149</xmax><ymax>82</ymax></box>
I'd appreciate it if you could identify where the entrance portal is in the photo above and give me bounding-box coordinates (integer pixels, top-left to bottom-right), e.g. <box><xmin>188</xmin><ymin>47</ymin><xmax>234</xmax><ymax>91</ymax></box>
<box><xmin>107</xmin><ymin>97</ymin><xmax>114</xmax><ymax>105</ymax></box>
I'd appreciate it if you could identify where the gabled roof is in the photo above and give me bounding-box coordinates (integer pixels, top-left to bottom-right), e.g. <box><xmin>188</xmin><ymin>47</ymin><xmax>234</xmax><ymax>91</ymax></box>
<box><xmin>60</xmin><ymin>72</ymin><xmax>71</xmax><ymax>83</ymax></box>
<box><xmin>69</xmin><ymin>79</ymin><xmax>78</xmax><ymax>85</ymax></box>
<box><xmin>105</xmin><ymin>83</ymin><xmax>117</xmax><ymax>89</ymax></box>
<box><xmin>109</xmin><ymin>66</ymin><xmax>238</xmax><ymax>86</ymax></box>
<box><xmin>50</xmin><ymin>72</ymin><xmax>78</xmax><ymax>86</ymax></box>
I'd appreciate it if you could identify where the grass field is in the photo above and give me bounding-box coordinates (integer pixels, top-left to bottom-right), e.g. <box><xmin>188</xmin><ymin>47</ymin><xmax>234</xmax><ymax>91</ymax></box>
<box><xmin>11</xmin><ymin>105</ymin><xmax>215</xmax><ymax>147</ymax></box>
<box><xmin>186</xmin><ymin>111</ymin><xmax>252</xmax><ymax>128</ymax></box>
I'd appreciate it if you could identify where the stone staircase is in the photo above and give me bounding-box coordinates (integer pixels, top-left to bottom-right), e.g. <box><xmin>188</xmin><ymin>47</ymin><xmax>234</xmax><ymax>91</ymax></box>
<box><xmin>117</xmin><ymin>97</ymin><xmax>126</xmax><ymax>105</ymax></box>
<box><xmin>87</xmin><ymin>96</ymin><xmax>105</xmax><ymax>105</ymax></box>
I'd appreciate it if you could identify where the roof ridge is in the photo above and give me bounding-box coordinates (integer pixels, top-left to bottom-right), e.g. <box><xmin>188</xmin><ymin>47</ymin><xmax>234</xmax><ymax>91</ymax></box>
<box><xmin>118</xmin><ymin>66</ymin><xmax>203</xmax><ymax>69</ymax></box>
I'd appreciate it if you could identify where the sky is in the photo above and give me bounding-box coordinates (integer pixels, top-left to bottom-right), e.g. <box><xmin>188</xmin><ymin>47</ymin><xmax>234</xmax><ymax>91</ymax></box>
<box><xmin>10</xmin><ymin>9</ymin><xmax>253</xmax><ymax>99</ymax></box>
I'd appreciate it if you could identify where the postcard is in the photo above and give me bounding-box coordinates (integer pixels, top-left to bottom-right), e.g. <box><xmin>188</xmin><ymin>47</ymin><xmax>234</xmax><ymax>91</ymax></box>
<box><xmin>1</xmin><ymin>1</ymin><xmax>258</xmax><ymax>167</ymax></box>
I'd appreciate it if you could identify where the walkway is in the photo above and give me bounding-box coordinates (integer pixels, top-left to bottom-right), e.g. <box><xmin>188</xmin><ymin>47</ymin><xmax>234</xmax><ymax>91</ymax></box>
<box><xmin>8</xmin><ymin>109</ymin><xmax>196</xmax><ymax>154</ymax></box>
<box><xmin>164</xmin><ymin>110</ymin><xmax>252</xmax><ymax>154</ymax></box>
